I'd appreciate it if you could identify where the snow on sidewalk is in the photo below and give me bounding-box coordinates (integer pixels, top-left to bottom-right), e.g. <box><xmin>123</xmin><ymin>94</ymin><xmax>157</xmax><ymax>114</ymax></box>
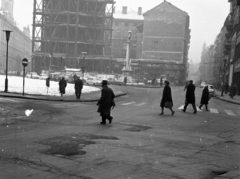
<box><xmin>0</xmin><ymin>75</ymin><xmax>100</xmax><ymax>96</ymax></box>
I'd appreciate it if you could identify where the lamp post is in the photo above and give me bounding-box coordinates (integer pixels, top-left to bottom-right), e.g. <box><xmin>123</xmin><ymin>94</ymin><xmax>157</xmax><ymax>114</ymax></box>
<box><xmin>3</xmin><ymin>30</ymin><xmax>12</xmax><ymax>92</ymax></box>
<box><xmin>81</xmin><ymin>52</ymin><xmax>87</xmax><ymax>81</ymax></box>
<box><xmin>221</xmin><ymin>59</ymin><xmax>227</xmax><ymax>97</ymax></box>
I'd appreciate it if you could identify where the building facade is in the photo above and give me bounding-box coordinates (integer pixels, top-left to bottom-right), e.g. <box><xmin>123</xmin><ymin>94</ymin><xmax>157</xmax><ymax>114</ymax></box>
<box><xmin>111</xmin><ymin>1</ymin><xmax>191</xmax><ymax>84</ymax></box>
<box><xmin>0</xmin><ymin>0</ymin><xmax>32</xmax><ymax>74</ymax></box>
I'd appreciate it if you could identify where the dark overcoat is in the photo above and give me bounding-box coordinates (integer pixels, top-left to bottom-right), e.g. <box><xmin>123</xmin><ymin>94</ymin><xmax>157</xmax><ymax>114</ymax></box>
<box><xmin>160</xmin><ymin>85</ymin><xmax>173</xmax><ymax>108</ymax></box>
<box><xmin>59</xmin><ymin>78</ymin><xmax>67</xmax><ymax>94</ymax></box>
<box><xmin>97</xmin><ymin>86</ymin><xmax>115</xmax><ymax>116</ymax></box>
<box><xmin>185</xmin><ymin>83</ymin><xmax>196</xmax><ymax>104</ymax></box>
<box><xmin>75</xmin><ymin>79</ymin><xmax>83</xmax><ymax>94</ymax></box>
<box><xmin>200</xmin><ymin>86</ymin><xmax>209</xmax><ymax>105</ymax></box>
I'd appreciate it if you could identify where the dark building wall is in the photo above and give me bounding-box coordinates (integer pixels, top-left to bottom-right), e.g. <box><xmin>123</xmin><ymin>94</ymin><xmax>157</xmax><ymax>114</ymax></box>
<box><xmin>142</xmin><ymin>3</ymin><xmax>189</xmax><ymax>62</ymax></box>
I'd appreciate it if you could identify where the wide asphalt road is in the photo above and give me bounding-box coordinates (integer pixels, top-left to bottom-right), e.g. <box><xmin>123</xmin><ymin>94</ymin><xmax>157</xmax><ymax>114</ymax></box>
<box><xmin>0</xmin><ymin>85</ymin><xmax>240</xmax><ymax>179</ymax></box>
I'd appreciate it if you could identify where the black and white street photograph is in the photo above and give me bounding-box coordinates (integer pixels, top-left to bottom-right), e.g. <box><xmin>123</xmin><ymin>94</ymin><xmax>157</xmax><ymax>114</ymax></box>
<box><xmin>0</xmin><ymin>0</ymin><xmax>240</xmax><ymax>178</ymax></box>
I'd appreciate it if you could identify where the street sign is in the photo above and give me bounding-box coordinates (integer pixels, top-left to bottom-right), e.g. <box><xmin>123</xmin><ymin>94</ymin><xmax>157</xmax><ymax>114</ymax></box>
<box><xmin>22</xmin><ymin>58</ymin><xmax>28</xmax><ymax>67</ymax></box>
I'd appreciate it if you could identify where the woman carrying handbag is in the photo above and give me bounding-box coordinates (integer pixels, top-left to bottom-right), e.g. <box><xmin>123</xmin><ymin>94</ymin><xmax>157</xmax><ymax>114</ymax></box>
<box><xmin>160</xmin><ymin>80</ymin><xmax>175</xmax><ymax>115</ymax></box>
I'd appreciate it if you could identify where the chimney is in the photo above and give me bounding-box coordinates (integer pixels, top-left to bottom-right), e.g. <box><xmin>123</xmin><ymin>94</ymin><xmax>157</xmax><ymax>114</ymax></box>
<box><xmin>122</xmin><ymin>6</ymin><xmax>127</xmax><ymax>14</ymax></box>
<box><xmin>138</xmin><ymin>7</ymin><xmax>142</xmax><ymax>15</ymax></box>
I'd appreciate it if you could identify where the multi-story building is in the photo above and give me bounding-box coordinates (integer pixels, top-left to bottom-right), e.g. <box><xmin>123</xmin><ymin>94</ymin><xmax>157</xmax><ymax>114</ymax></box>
<box><xmin>32</xmin><ymin>0</ymin><xmax>114</xmax><ymax>74</ymax></box>
<box><xmin>227</xmin><ymin>0</ymin><xmax>240</xmax><ymax>94</ymax></box>
<box><xmin>111</xmin><ymin>1</ymin><xmax>191</xmax><ymax>84</ymax></box>
<box><xmin>0</xmin><ymin>0</ymin><xmax>32</xmax><ymax>74</ymax></box>
<box><xmin>140</xmin><ymin>0</ymin><xmax>190</xmax><ymax>83</ymax></box>
<box><xmin>199</xmin><ymin>43</ymin><xmax>215</xmax><ymax>83</ymax></box>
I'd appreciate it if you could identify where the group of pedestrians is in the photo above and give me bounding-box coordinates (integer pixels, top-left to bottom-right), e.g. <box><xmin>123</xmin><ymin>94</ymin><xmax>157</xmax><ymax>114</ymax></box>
<box><xmin>58</xmin><ymin>76</ymin><xmax>83</xmax><ymax>100</ymax></box>
<box><xmin>160</xmin><ymin>80</ymin><xmax>211</xmax><ymax>115</ymax></box>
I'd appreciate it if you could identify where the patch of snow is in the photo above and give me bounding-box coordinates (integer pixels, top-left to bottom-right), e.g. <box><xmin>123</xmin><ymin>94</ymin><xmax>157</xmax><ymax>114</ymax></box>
<box><xmin>0</xmin><ymin>75</ymin><xmax>100</xmax><ymax>96</ymax></box>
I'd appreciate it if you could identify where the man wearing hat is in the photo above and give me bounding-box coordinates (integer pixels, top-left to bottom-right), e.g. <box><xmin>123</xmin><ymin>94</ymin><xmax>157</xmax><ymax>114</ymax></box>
<box><xmin>97</xmin><ymin>80</ymin><xmax>115</xmax><ymax>124</ymax></box>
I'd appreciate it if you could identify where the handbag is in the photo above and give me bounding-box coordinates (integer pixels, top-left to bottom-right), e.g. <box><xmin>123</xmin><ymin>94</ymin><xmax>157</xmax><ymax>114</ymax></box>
<box><xmin>164</xmin><ymin>101</ymin><xmax>173</xmax><ymax>108</ymax></box>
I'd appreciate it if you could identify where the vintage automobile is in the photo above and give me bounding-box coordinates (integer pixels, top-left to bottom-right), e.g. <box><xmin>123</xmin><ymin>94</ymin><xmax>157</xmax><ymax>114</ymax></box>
<box><xmin>107</xmin><ymin>78</ymin><xmax>123</xmax><ymax>86</ymax></box>
<box><xmin>208</xmin><ymin>84</ymin><xmax>215</xmax><ymax>97</ymax></box>
<box><xmin>85</xmin><ymin>77</ymin><xmax>101</xmax><ymax>86</ymax></box>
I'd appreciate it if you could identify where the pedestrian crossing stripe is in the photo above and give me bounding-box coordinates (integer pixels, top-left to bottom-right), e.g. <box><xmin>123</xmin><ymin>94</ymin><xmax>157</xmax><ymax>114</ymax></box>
<box><xmin>210</xmin><ymin>108</ymin><xmax>219</xmax><ymax>114</ymax></box>
<box><xmin>178</xmin><ymin>105</ymin><xmax>236</xmax><ymax>116</ymax></box>
<box><xmin>178</xmin><ymin>105</ymin><xmax>202</xmax><ymax>112</ymax></box>
<box><xmin>224</xmin><ymin>110</ymin><xmax>236</xmax><ymax>116</ymax></box>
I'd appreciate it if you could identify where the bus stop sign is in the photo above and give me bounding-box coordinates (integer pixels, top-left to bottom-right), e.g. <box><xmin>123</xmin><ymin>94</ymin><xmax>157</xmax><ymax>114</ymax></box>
<box><xmin>22</xmin><ymin>58</ymin><xmax>28</xmax><ymax>67</ymax></box>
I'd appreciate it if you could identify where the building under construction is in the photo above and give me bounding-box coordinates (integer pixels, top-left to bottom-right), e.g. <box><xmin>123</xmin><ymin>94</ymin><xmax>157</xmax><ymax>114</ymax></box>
<box><xmin>32</xmin><ymin>0</ymin><xmax>114</xmax><ymax>74</ymax></box>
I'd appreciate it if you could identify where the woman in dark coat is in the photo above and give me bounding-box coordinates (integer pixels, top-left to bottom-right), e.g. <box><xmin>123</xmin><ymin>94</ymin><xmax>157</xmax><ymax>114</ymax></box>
<box><xmin>97</xmin><ymin>80</ymin><xmax>115</xmax><ymax>124</ymax></box>
<box><xmin>199</xmin><ymin>85</ymin><xmax>209</xmax><ymax>111</ymax></box>
<box><xmin>160</xmin><ymin>80</ymin><xmax>175</xmax><ymax>115</ymax></box>
<box><xmin>59</xmin><ymin>77</ymin><xmax>67</xmax><ymax>100</ymax></box>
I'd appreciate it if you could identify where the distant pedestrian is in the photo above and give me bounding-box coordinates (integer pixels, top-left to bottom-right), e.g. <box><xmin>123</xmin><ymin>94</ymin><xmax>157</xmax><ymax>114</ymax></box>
<box><xmin>159</xmin><ymin>80</ymin><xmax>175</xmax><ymax>115</ymax></box>
<box><xmin>224</xmin><ymin>83</ymin><xmax>229</xmax><ymax>94</ymax></box>
<box><xmin>59</xmin><ymin>77</ymin><xmax>67</xmax><ymax>100</ymax></box>
<box><xmin>75</xmin><ymin>76</ymin><xmax>83</xmax><ymax>100</ymax></box>
<box><xmin>46</xmin><ymin>77</ymin><xmax>50</xmax><ymax>94</ymax></box>
<box><xmin>229</xmin><ymin>84</ymin><xmax>236</xmax><ymax>99</ymax></box>
<box><xmin>182</xmin><ymin>80</ymin><xmax>197</xmax><ymax>114</ymax></box>
<box><xmin>97</xmin><ymin>80</ymin><xmax>115</xmax><ymax>125</ymax></box>
<box><xmin>199</xmin><ymin>85</ymin><xmax>210</xmax><ymax>111</ymax></box>
<box><xmin>124</xmin><ymin>76</ymin><xmax>127</xmax><ymax>85</ymax></box>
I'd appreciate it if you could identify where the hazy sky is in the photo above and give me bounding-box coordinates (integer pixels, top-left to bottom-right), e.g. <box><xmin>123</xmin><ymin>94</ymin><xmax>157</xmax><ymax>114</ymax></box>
<box><xmin>13</xmin><ymin>0</ymin><xmax>230</xmax><ymax>63</ymax></box>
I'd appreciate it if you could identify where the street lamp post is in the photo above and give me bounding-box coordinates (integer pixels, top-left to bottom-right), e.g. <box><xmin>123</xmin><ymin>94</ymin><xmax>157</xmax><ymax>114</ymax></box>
<box><xmin>81</xmin><ymin>52</ymin><xmax>87</xmax><ymax>81</ymax></box>
<box><xmin>221</xmin><ymin>59</ymin><xmax>227</xmax><ymax>97</ymax></box>
<box><xmin>3</xmin><ymin>30</ymin><xmax>12</xmax><ymax>92</ymax></box>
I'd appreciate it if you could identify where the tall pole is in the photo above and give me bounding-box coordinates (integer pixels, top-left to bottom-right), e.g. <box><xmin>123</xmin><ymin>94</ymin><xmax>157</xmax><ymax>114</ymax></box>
<box><xmin>81</xmin><ymin>52</ymin><xmax>87</xmax><ymax>81</ymax></box>
<box><xmin>4</xmin><ymin>30</ymin><xmax>12</xmax><ymax>92</ymax></box>
<box><xmin>221</xmin><ymin>59</ymin><xmax>227</xmax><ymax>97</ymax></box>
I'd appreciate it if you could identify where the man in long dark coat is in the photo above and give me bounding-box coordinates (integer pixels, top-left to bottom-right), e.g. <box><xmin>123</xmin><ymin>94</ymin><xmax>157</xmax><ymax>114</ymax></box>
<box><xmin>75</xmin><ymin>76</ymin><xmax>83</xmax><ymax>100</ymax></box>
<box><xmin>97</xmin><ymin>80</ymin><xmax>115</xmax><ymax>125</ymax></box>
<box><xmin>182</xmin><ymin>80</ymin><xmax>197</xmax><ymax>114</ymax></box>
<box><xmin>199</xmin><ymin>85</ymin><xmax>209</xmax><ymax>111</ymax></box>
<box><xmin>159</xmin><ymin>80</ymin><xmax>175</xmax><ymax>115</ymax></box>
<box><xmin>59</xmin><ymin>77</ymin><xmax>67</xmax><ymax>100</ymax></box>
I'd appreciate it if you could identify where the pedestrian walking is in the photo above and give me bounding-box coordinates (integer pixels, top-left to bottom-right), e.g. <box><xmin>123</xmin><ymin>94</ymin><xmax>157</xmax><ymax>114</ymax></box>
<box><xmin>199</xmin><ymin>85</ymin><xmax>210</xmax><ymax>111</ymax></box>
<box><xmin>75</xmin><ymin>76</ymin><xmax>83</xmax><ymax>100</ymax></box>
<box><xmin>159</xmin><ymin>80</ymin><xmax>175</xmax><ymax>115</ymax></box>
<box><xmin>229</xmin><ymin>84</ymin><xmax>236</xmax><ymax>99</ymax></box>
<box><xmin>46</xmin><ymin>77</ymin><xmax>50</xmax><ymax>94</ymax></box>
<box><xmin>124</xmin><ymin>76</ymin><xmax>127</xmax><ymax>85</ymax></box>
<box><xmin>224</xmin><ymin>83</ymin><xmax>229</xmax><ymax>94</ymax></box>
<box><xmin>97</xmin><ymin>80</ymin><xmax>115</xmax><ymax>125</ymax></box>
<box><xmin>182</xmin><ymin>80</ymin><xmax>197</xmax><ymax>114</ymax></box>
<box><xmin>59</xmin><ymin>77</ymin><xmax>67</xmax><ymax>100</ymax></box>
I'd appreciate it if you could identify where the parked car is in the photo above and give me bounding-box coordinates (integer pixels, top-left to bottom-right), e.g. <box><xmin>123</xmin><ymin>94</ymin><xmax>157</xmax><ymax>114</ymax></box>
<box><xmin>39</xmin><ymin>74</ymin><xmax>49</xmax><ymax>80</ymax></box>
<box><xmin>85</xmin><ymin>77</ymin><xmax>101</xmax><ymax>86</ymax></box>
<box><xmin>200</xmin><ymin>81</ymin><xmax>207</xmax><ymax>88</ymax></box>
<box><xmin>26</xmin><ymin>72</ymin><xmax>40</xmax><ymax>79</ymax></box>
<box><xmin>107</xmin><ymin>78</ymin><xmax>123</xmax><ymax>85</ymax></box>
<box><xmin>208</xmin><ymin>84</ymin><xmax>215</xmax><ymax>97</ymax></box>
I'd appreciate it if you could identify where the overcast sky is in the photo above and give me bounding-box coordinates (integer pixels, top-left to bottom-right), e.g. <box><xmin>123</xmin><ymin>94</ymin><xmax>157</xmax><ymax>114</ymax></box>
<box><xmin>14</xmin><ymin>0</ymin><xmax>230</xmax><ymax>63</ymax></box>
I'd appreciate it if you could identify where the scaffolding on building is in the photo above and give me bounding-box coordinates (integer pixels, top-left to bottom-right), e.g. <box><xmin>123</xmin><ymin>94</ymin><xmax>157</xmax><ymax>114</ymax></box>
<box><xmin>32</xmin><ymin>0</ymin><xmax>114</xmax><ymax>74</ymax></box>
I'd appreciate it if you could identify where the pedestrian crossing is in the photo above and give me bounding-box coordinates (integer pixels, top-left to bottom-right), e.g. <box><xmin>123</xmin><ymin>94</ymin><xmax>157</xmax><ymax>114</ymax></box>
<box><xmin>119</xmin><ymin>101</ymin><xmax>239</xmax><ymax>117</ymax></box>
<box><xmin>178</xmin><ymin>105</ymin><xmax>238</xmax><ymax>116</ymax></box>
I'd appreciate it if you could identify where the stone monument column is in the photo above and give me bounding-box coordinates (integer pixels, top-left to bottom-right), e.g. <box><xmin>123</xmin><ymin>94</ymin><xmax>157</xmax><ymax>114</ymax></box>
<box><xmin>122</xmin><ymin>29</ymin><xmax>133</xmax><ymax>76</ymax></box>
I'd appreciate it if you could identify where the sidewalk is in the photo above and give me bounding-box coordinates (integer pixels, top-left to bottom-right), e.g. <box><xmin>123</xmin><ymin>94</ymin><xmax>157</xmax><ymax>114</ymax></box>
<box><xmin>0</xmin><ymin>88</ymin><xmax>127</xmax><ymax>102</ymax></box>
<box><xmin>215</xmin><ymin>90</ymin><xmax>240</xmax><ymax>105</ymax></box>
